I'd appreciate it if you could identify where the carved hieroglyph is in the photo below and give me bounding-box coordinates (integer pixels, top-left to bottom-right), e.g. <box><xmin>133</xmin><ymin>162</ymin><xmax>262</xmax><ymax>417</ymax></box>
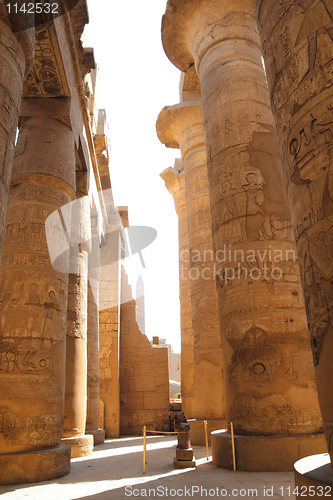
<box><xmin>160</xmin><ymin>162</ymin><xmax>195</xmax><ymax>418</ymax></box>
<box><xmin>62</xmin><ymin>193</ymin><xmax>91</xmax><ymax>441</ymax></box>
<box><xmin>157</xmin><ymin>102</ymin><xmax>225</xmax><ymax>421</ymax></box>
<box><xmin>0</xmin><ymin>13</ymin><xmax>34</xmax><ymax>265</ymax></box>
<box><xmin>162</xmin><ymin>0</ymin><xmax>322</xmax><ymax>436</ymax></box>
<box><xmin>254</xmin><ymin>0</ymin><xmax>333</xmax><ymax>460</ymax></box>
<box><xmin>0</xmin><ymin>116</ymin><xmax>75</xmax><ymax>453</ymax></box>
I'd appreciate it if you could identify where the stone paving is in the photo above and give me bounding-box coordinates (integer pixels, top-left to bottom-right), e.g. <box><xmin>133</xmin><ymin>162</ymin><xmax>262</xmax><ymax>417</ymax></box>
<box><xmin>0</xmin><ymin>436</ymin><xmax>296</xmax><ymax>499</ymax></box>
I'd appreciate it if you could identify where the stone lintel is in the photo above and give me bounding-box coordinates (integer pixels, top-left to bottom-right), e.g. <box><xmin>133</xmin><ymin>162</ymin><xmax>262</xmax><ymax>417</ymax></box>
<box><xmin>212</xmin><ymin>431</ymin><xmax>327</xmax><ymax>472</ymax></box>
<box><xmin>162</xmin><ymin>0</ymin><xmax>261</xmax><ymax>72</ymax></box>
<box><xmin>0</xmin><ymin>446</ymin><xmax>71</xmax><ymax>485</ymax></box>
<box><xmin>156</xmin><ymin>102</ymin><xmax>204</xmax><ymax>154</ymax></box>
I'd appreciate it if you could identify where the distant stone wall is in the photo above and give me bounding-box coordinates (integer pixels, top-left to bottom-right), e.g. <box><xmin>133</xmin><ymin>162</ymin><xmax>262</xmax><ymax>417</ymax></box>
<box><xmin>120</xmin><ymin>267</ymin><xmax>170</xmax><ymax>435</ymax></box>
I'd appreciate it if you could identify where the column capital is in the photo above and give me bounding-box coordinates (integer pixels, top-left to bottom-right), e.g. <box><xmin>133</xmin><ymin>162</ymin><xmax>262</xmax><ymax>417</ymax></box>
<box><xmin>156</xmin><ymin>102</ymin><xmax>205</xmax><ymax>158</ymax></box>
<box><xmin>160</xmin><ymin>161</ymin><xmax>186</xmax><ymax>214</ymax></box>
<box><xmin>162</xmin><ymin>0</ymin><xmax>260</xmax><ymax>72</ymax></box>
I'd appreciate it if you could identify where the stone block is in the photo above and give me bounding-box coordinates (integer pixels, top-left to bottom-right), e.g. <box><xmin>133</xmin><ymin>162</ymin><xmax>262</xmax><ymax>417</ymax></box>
<box><xmin>129</xmin><ymin>376</ymin><xmax>156</xmax><ymax>392</ymax></box>
<box><xmin>60</xmin><ymin>435</ymin><xmax>94</xmax><ymax>458</ymax></box>
<box><xmin>144</xmin><ymin>393</ymin><xmax>169</xmax><ymax>410</ymax></box>
<box><xmin>176</xmin><ymin>447</ymin><xmax>194</xmax><ymax>461</ymax></box>
<box><xmin>173</xmin><ymin>458</ymin><xmax>196</xmax><ymax>469</ymax></box>
<box><xmin>121</xmin><ymin>391</ymin><xmax>144</xmax><ymax>410</ymax></box>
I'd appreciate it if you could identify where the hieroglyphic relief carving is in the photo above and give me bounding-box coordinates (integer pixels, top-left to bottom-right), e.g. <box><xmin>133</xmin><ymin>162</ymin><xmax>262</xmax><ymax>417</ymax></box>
<box><xmin>22</xmin><ymin>27</ymin><xmax>66</xmax><ymax>98</ymax></box>
<box><xmin>297</xmin><ymin>217</ymin><xmax>333</xmax><ymax>365</ymax></box>
<box><xmin>0</xmin><ymin>412</ymin><xmax>63</xmax><ymax>446</ymax></box>
<box><xmin>227</xmin><ymin>327</ymin><xmax>281</xmax><ymax>387</ymax></box>
<box><xmin>230</xmin><ymin>391</ymin><xmax>323</xmax><ymax>435</ymax></box>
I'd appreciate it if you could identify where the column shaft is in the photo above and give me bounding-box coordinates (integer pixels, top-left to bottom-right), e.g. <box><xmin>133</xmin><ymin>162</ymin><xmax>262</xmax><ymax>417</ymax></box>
<box><xmin>0</xmin><ymin>116</ymin><xmax>75</xmax><ymax>481</ymax></box>
<box><xmin>178</xmin><ymin>186</ymin><xmax>195</xmax><ymax>419</ymax></box>
<box><xmin>255</xmin><ymin>0</ymin><xmax>333</xmax><ymax>463</ymax></box>
<box><xmin>61</xmin><ymin>194</ymin><xmax>93</xmax><ymax>457</ymax></box>
<box><xmin>86</xmin><ymin>234</ymin><xmax>105</xmax><ymax>445</ymax></box>
<box><xmin>198</xmin><ymin>36</ymin><xmax>321</xmax><ymax>436</ymax></box>
<box><xmin>0</xmin><ymin>15</ymin><xmax>34</xmax><ymax>264</ymax></box>
<box><xmin>160</xmin><ymin>164</ymin><xmax>195</xmax><ymax>418</ymax></box>
<box><xmin>157</xmin><ymin>102</ymin><xmax>226</xmax><ymax>424</ymax></box>
<box><xmin>161</xmin><ymin>0</ymin><xmax>325</xmax><ymax>469</ymax></box>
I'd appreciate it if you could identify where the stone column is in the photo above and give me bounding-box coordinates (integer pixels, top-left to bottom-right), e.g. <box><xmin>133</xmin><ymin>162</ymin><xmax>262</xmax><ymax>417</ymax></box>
<box><xmin>0</xmin><ymin>116</ymin><xmax>75</xmax><ymax>484</ymax></box>
<box><xmin>86</xmin><ymin>231</ymin><xmax>105</xmax><ymax>445</ymax></box>
<box><xmin>160</xmin><ymin>160</ymin><xmax>195</xmax><ymax>419</ymax></box>
<box><xmin>157</xmin><ymin>97</ymin><xmax>226</xmax><ymax>443</ymax></box>
<box><xmin>161</xmin><ymin>0</ymin><xmax>324</xmax><ymax>471</ymax></box>
<box><xmin>254</xmin><ymin>0</ymin><xmax>333</xmax><ymax>475</ymax></box>
<box><xmin>0</xmin><ymin>7</ymin><xmax>34</xmax><ymax>264</ymax></box>
<box><xmin>61</xmin><ymin>187</ymin><xmax>93</xmax><ymax>458</ymax></box>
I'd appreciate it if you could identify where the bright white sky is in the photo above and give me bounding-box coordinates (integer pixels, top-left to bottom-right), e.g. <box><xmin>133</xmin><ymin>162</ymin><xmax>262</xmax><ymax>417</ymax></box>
<box><xmin>84</xmin><ymin>0</ymin><xmax>182</xmax><ymax>352</ymax></box>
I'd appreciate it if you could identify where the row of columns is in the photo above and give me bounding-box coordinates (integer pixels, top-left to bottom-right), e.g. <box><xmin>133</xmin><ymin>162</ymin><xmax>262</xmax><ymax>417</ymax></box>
<box><xmin>159</xmin><ymin>0</ymin><xmax>329</xmax><ymax>471</ymax></box>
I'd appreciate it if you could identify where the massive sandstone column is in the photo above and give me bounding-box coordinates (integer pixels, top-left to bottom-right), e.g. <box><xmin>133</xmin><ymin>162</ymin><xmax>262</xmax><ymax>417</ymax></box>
<box><xmin>254</xmin><ymin>0</ymin><xmax>333</xmax><ymax>473</ymax></box>
<box><xmin>61</xmin><ymin>186</ymin><xmax>93</xmax><ymax>457</ymax></box>
<box><xmin>86</xmin><ymin>231</ymin><xmax>105</xmax><ymax>445</ymax></box>
<box><xmin>0</xmin><ymin>117</ymin><xmax>75</xmax><ymax>483</ymax></box>
<box><xmin>0</xmin><ymin>6</ymin><xmax>34</xmax><ymax>264</ymax></box>
<box><xmin>161</xmin><ymin>0</ymin><xmax>324</xmax><ymax>471</ymax></box>
<box><xmin>160</xmin><ymin>160</ymin><xmax>195</xmax><ymax>419</ymax></box>
<box><xmin>157</xmin><ymin>94</ymin><xmax>226</xmax><ymax>441</ymax></box>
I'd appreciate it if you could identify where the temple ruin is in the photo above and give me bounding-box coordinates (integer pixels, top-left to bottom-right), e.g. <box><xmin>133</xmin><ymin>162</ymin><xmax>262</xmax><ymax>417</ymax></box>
<box><xmin>0</xmin><ymin>0</ymin><xmax>333</xmax><ymax>494</ymax></box>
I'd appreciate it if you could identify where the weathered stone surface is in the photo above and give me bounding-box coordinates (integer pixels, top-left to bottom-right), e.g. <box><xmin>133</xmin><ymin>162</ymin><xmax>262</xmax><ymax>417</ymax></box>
<box><xmin>0</xmin><ymin>116</ymin><xmax>75</xmax><ymax>456</ymax></box>
<box><xmin>212</xmin><ymin>431</ymin><xmax>327</xmax><ymax>472</ymax></box>
<box><xmin>0</xmin><ymin>445</ymin><xmax>70</xmax><ymax>485</ymax></box>
<box><xmin>161</xmin><ymin>0</ymin><xmax>323</xmax><ymax>469</ymax></box>
<box><xmin>157</xmin><ymin>95</ymin><xmax>226</xmax><ymax>423</ymax></box>
<box><xmin>61</xmin><ymin>435</ymin><xmax>93</xmax><ymax>459</ymax></box>
<box><xmin>120</xmin><ymin>267</ymin><xmax>170</xmax><ymax>435</ymax></box>
<box><xmin>99</xmin><ymin>228</ymin><xmax>121</xmax><ymax>438</ymax></box>
<box><xmin>254</xmin><ymin>0</ymin><xmax>333</xmax><ymax>465</ymax></box>
<box><xmin>160</xmin><ymin>161</ymin><xmax>195</xmax><ymax>418</ymax></box>
<box><xmin>0</xmin><ymin>16</ymin><xmax>33</xmax><ymax>266</ymax></box>
<box><xmin>176</xmin><ymin>447</ymin><xmax>194</xmax><ymax>461</ymax></box>
<box><xmin>62</xmin><ymin>190</ymin><xmax>91</xmax><ymax>457</ymax></box>
<box><xmin>86</xmin><ymin>231</ymin><xmax>103</xmax><ymax>443</ymax></box>
<box><xmin>86</xmin><ymin>428</ymin><xmax>105</xmax><ymax>446</ymax></box>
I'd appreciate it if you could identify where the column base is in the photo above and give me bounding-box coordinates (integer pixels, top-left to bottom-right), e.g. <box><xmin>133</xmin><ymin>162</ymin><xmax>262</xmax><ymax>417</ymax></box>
<box><xmin>61</xmin><ymin>435</ymin><xmax>94</xmax><ymax>458</ymax></box>
<box><xmin>212</xmin><ymin>430</ymin><xmax>327</xmax><ymax>471</ymax></box>
<box><xmin>86</xmin><ymin>429</ymin><xmax>105</xmax><ymax>446</ymax></box>
<box><xmin>294</xmin><ymin>453</ymin><xmax>333</xmax><ymax>498</ymax></box>
<box><xmin>189</xmin><ymin>419</ymin><xmax>227</xmax><ymax>445</ymax></box>
<box><xmin>0</xmin><ymin>445</ymin><xmax>71</xmax><ymax>485</ymax></box>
